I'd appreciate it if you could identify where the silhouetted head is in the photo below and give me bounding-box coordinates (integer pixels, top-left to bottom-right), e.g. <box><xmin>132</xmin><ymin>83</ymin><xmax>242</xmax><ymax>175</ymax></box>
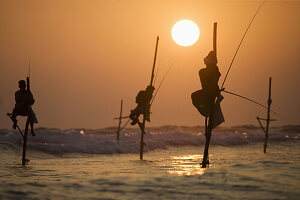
<box><xmin>18</xmin><ymin>80</ymin><xmax>26</xmax><ymax>89</ymax></box>
<box><xmin>204</xmin><ymin>51</ymin><xmax>217</xmax><ymax>66</ymax></box>
<box><xmin>146</xmin><ymin>85</ymin><xmax>155</xmax><ymax>93</ymax></box>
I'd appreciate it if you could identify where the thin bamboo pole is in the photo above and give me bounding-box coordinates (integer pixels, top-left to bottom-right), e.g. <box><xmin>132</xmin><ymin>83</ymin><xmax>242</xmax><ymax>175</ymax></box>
<box><xmin>264</xmin><ymin>77</ymin><xmax>272</xmax><ymax>153</ymax></box>
<box><xmin>22</xmin><ymin>118</ymin><xmax>30</xmax><ymax>165</ymax></box>
<box><xmin>201</xmin><ymin>23</ymin><xmax>217</xmax><ymax>168</ymax></box>
<box><xmin>116</xmin><ymin>100</ymin><xmax>123</xmax><ymax>141</ymax></box>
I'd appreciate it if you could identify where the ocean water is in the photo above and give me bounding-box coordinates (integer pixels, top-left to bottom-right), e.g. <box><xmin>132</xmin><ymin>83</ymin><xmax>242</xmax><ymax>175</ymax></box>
<box><xmin>0</xmin><ymin>125</ymin><xmax>299</xmax><ymax>200</ymax></box>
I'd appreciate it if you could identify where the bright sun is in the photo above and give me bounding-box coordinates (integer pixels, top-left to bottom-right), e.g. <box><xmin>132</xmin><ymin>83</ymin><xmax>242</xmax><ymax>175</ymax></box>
<box><xmin>172</xmin><ymin>20</ymin><xmax>200</xmax><ymax>46</ymax></box>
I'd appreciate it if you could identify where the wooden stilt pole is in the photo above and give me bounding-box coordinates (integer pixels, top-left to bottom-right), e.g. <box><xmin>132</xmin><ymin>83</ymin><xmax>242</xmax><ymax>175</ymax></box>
<box><xmin>201</xmin><ymin>22</ymin><xmax>217</xmax><ymax>168</ymax></box>
<box><xmin>116</xmin><ymin>99</ymin><xmax>123</xmax><ymax>141</ymax></box>
<box><xmin>139</xmin><ymin>116</ymin><xmax>146</xmax><ymax>160</ymax></box>
<box><xmin>22</xmin><ymin>117</ymin><xmax>30</xmax><ymax>165</ymax></box>
<box><xmin>264</xmin><ymin>77</ymin><xmax>272</xmax><ymax>153</ymax></box>
<box><xmin>202</xmin><ymin>105</ymin><xmax>214</xmax><ymax>167</ymax></box>
<box><xmin>257</xmin><ymin>77</ymin><xmax>273</xmax><ymax>153</ymax></box>
<box><xmin>213</xmin><ymin>22</ymin><xmax>217</xmax><ymax>56</ymax></box>
<box><xmin>202</xmin><ymin>117</ymin><xmax>209</xmax><ymax>166</ymax></box>
<box><xmin>138</xmin><ymin>36</ymin><xmax>159</xmax><ymax>160</ymax></box>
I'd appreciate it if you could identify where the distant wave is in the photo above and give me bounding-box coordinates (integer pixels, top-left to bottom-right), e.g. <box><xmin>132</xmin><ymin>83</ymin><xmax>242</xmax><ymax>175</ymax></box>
<box><xmin>0</xmin><ymin>125</ymin><xmax>299</xmax><ymax>155</ymax></box>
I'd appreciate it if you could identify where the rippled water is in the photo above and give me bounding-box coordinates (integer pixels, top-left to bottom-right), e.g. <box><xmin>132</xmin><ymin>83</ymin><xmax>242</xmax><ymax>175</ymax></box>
<box><xmin>0</xmin><ymin>140</ymin><xmax>299</xmax><ymax>200</ymax></box>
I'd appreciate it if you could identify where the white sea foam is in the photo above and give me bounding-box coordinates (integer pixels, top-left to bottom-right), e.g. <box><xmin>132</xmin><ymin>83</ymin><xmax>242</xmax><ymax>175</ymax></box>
<box><xmin>0</xmin><ymin>125</ymin><xmax>299</xmax><ymax>155</ymax></box>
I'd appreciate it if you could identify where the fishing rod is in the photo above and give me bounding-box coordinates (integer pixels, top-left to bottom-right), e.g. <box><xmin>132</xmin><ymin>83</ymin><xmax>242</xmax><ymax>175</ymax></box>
<box><xmin>118</xmin><ymin>58</ymin><xmax>170</xmax><ymax>132</ymax></box>
<box><xmin>114</xmin><ymin>61</ymin><xmax>172</xmax><ymax>121</ymax></box>
<box><xmin>27</xmin><ymin>57</ymin><xmax>31</xmax><ymax>91</ymax></box>
<box><xmin>27</xmin><ymin>57</ymin><xmax>38</xmax><ymax>125</ymax></box>
<box><xmin>118</xmin><ymin>37</ymin><xmax>160</xmax><ymax>135</ymax></box>
<box><xmin>150</xmin><ymin>36</ymin><xmax>159</xmax><ymax>87</ymax></box>
<box><xmin>221</xmin><ymin>0</ymin><xmax>266</xmax><ymax>90</ymax></box>
<box><xmin>223</xmin><ymin>90</ymin><xmax>282</xmax><ymax>118</ymax></box>
<box><xmin>218</xmin><ymin>1</ymin><xmax>281</xmax><ymax>119</ymax></box>
<box><xmin>139</xmin><ymin>36</ymin><xmax>160</xmax><ymax>160</ymax></box>
<box><xmin>28</xmin><ymin>56</ymin><xmax>31</xmax><ymax>80</ymax></box>
<box><xmin>118</xmin><ymin>64</ymin><xmax>173</xmax><ymax>132</ymax></box>
<box><xmin>150</xmin><ymin>63</ymin><xmax>174</xmax><ymax>106</ymax></box>
<box><xmin>114</xmin><ymin>61</ymin><xmax>172</xmax><ymax>120</ymax></box>
<box><xmin>153</xmin><ymin>61</ymin><xmax>161</xmax><ymax>86</ymax></box>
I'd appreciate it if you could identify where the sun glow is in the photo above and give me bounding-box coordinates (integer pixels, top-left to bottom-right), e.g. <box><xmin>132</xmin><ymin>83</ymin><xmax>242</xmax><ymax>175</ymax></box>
<box><xmin>172</xmin><ymin>20</ymin><xmax>200</xmax><ymax>46</ymax></box>
<box><xmin>165</xmin><ymin>154</ymin><xmax>207</xmax><ymax>176</ymax></box>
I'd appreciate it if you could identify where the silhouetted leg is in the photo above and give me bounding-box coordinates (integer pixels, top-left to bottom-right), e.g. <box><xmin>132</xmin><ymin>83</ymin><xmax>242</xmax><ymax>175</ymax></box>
<box><xmin>22</xmin><ymin>118</ymin><xmax>30</xmax><ymax>165</ymax></box>
<box><xmin>29</xmin><ymin>114</ymin><xmax>35</xmax><ymax>136</ymax></box>
<box><xmin>202</xmin><ymin>122</ymin><xmax>211</xmax><ymax>167</ymax></box>
<box><xmin>139</xmin><ymin>115</ymin><xmax>146</xmax><ymax>160</ymax></box>
<box><xmin>130</xmin><ymin>106</ymin><xmax>142</xmax><ymax>125</ymax></box>
<box><xmin>201</xmin><ymin>117</ymin><xmax>209</xmax><ymax>167</ymax></box>
<box><xmin>201</xmin><ymin>101</ymin><xmax>215</xmax><ymax>168</ymax></box>
<box><xmin>11</xmin><ymin>109</ymin><xmax>18</xmax><ymax>129</ymax></box>
<box><xmin>205</xmin><ymin>117</ymin><xmax>208</xmax><ymax>133</ymax></box>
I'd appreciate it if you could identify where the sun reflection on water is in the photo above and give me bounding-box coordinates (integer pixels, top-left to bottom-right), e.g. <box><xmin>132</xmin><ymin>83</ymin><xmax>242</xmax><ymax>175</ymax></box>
<box><xmin>162</xmin><ymin>154</ymin><xmax>208</xmax><ymax>176</ymax></box>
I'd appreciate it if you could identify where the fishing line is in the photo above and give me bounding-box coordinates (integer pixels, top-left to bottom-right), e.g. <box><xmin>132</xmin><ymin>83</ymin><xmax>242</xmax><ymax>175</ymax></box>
<box><xmin>223</xmin><ymin>90</ymin><xmax>283</xmax><ymax>119</ymax></box>
<box><xmin>120</xmin><ymin>118</ymin><xmax>131</xmax><ymax>131</ymax></box>
<box><xmin>120</xmin><ymin>63</ymin><xmax>172</xmax><ymax>130</ymax></box>
<box><xmin>221</xmin><ymin>0</ymin><xmax>266</xmax><ymax>89</ymax></box>
<box><xmin>150</xmin><ymin>62</ymin><xmax>174</xmax><ymax>106</ymax></box>
<box><xmin>153</xmin><ymin>60</ymin><xmax>160</xmax><ymax>86</ymax></box>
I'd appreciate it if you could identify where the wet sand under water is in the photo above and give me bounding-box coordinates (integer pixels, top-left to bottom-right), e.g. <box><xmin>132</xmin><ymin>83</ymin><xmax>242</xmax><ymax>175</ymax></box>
<box><xmin>0</xmin><ymin>141</ymin><xmax>299</xmax><ymax>200</ymax></box>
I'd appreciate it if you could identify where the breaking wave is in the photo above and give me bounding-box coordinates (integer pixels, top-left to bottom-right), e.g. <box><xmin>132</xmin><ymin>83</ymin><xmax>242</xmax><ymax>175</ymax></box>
<box><xmin>0</xmin><ymin>125</ymin><xmax>299</xmax><ymax>155</ymax></box>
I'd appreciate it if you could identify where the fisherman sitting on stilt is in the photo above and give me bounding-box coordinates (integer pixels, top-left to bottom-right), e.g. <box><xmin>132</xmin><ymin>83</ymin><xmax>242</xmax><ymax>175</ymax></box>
<box><xmin>129</xmin><ymin>85</ymin><xmax>155</xmax><ymax>126</ymax></box>
<box><xmin>192</xmin><ymin>51</ymin><xmax>221</xmax><ymax>116</ymax></box>
<box><xmin>10</xmin><ymin>80</ymin><xmax>36</xmax><ymax>136</ymax></box>
<box><xmin>191</xmin><ymin>51</ymin><xmax>224</xmax><ymax>167</ymax></box>
<box><xmin>199</xmin><ymin>51</ymin><xmax>221</xmax><ymax>115</ymax></box>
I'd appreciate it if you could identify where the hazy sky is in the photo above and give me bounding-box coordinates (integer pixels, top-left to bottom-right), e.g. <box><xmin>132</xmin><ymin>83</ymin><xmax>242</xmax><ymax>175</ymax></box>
<box><xmin>0</xmin><ymin>0</ymin><xmax>299</xmax><ymax>129</ymax></box>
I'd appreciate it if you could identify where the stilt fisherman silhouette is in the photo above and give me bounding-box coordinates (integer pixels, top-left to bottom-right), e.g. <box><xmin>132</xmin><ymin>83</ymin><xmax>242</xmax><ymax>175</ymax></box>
<box><xmin>198</xmin><ymin>51</ymin><xmax>220</xmax><ymax>116</ymax></box>
<box><xmin>129</xmin><ymin>85</ymin><xmax>155</xmax><ymax>126</ymax></box>
<box><xmin>191</xmin><ymin>50</ymin><xmax>225</xmax><ymax>167</ymax></box>
<box><xmin>10</xmin><ymin>79</ymin><xmax>36</xmax><ymax>136</ymax></box>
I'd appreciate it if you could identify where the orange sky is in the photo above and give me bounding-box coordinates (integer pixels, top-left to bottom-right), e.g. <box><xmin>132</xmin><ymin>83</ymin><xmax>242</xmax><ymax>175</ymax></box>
<box><xmin>0</xmin><ymin>0</ymin><xmax>299</xmax><ymax>129</ymax></box>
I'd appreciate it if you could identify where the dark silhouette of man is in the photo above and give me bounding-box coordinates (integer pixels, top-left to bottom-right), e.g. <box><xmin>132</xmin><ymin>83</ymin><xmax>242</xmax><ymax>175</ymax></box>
<box><xmin>198</xmin><ymin>50</ymin><xmax>222</xmax><ymax>167</ymax></box>
<box><xmin>192</xmin><ymin>50</ymin><xmax>225</xmax><ymax>129</ymax></box>
<box><xmin>11</xmin><ymin>80</ymin><xmax>35</xmax><ymax>136</ymax></box>
<box><xmin>129</xmin><ymin>85</ymin><xmax>155</xmax><ymax>125</ymax></box>
<box><xmin>199</xmin><ymin>51</ymin><xmax>221</xmax><ymax>115</ymax></box>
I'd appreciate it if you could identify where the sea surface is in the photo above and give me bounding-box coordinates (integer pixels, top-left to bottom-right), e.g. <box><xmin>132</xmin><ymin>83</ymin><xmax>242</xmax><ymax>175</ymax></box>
<box><xmin>0</xmin><ymin>125</ymin><xmax>299</xmax><ymax>200</ymax></box>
